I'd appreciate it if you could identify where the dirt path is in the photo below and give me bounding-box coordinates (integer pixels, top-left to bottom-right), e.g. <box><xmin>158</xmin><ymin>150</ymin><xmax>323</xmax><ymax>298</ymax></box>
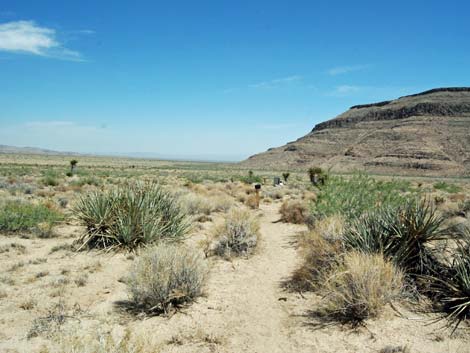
<box><xmin>135</xmin><ymin>203</ymin><xmax>309</xmax><ymax>353</ymax></box>
<box><xmin>217</xmin><ymin>204</ymin><xmax>307</xmax><ymax>352</ymax></box>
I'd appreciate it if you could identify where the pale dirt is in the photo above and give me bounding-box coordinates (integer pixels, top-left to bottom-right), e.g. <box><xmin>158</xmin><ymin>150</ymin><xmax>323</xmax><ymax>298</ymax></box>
<box><xmin>1</xmin><ymin>203</ymin><xmax>470</xmax><ymax>353</ymax></box>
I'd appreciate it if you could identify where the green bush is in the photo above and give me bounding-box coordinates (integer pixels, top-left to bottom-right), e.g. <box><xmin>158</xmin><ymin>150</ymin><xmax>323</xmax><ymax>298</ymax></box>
<box><xmin>71</xmin><ymin>176</ymin><xmax>101</xmax><ymax>187</ymax></box>
<box><xmin>311</xmin><ymin>173</ymin><xmax>414</xmax><ymax>223</ymax></box>
<box><xmin>41</xmin><ymin>170</ymin><xmax>59</xmax><ymax>187</ymax></box>
<box><xmin>126</xmin><ymin>244</ymin><xmax>207</xmax><ymax>314</ymax></box>
<box><xmin>74</xmin><ymin>182</ymin><xmax>189</xmax><ymax>250</ymax></box>
<box><xmin>0</xmin><ymin>200</ymin><xmax>63</xmax><ymax>233</ymax></box>
<box><xmin>433</xmin><ymin>181</ymin><xmax>462</xmax><ymax>194</ymax></box>
<box><xmin>238</xmin><ymin>170</ymin><xmax>262</xmax><ymax>184</ymax></box>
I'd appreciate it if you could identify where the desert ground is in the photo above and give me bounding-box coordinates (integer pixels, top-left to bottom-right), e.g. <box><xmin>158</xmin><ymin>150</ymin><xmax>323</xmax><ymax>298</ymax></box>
<box><xmin>0</xmin><ymin>153</ymin><xmax>470</xmax><ymax>353</ymax></box>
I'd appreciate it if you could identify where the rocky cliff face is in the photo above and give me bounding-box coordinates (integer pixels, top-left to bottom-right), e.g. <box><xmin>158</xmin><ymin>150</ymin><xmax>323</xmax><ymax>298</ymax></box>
<box><xmin>241</xmin><ymin>88</ymin><xmax>470</xmax><ymax>177</ymax></box>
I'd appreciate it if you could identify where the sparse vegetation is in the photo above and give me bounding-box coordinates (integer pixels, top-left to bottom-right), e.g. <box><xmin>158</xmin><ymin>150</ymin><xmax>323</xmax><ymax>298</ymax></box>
<box><xmin>54</xmin><ymin>328</ymin><xmax>158</xmax><ymax>353</ymax></box>
<box><xmin>311</xmin><ymin>173</ymin><xmax>414</xmax><ymax>223</ymax></box>
<box><xmin>434</xmin><ymin>181</ymin><xmax>462</xmax><ymax>194</ymax></box>
<box><xmin>0</xmin><ymin>200</ymin><xmax>63</xmax><ymax>233</ymax></box>
<box><xmin>125</xmin><ymin>244</ymin><xmax>207</xmax><ymax>314</ymax></box>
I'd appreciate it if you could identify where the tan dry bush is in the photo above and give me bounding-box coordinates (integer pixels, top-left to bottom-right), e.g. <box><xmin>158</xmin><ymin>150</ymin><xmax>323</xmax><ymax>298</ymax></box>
<box><xmin>180</xmin><ymin>193</ymin><xmax>213</xmax><ymax>215</ymax></box>
<box><xmin>245</xmin><ymin>194</ymin><xmax>259</xmax><ymax>209</ymax></box>
<box><xmin>210</xmin><ymin>194</ymin><xmax>233</xmax><ymax>212</ymax></box>
<box><xmin>187</xmin><ymin>183</ymin><xmax>209</xmax><ymax>196</ymax></box>
<box><xmin>126</xmin><ymin>244</ymin><xmax>207</xmax><ymax>314</ymax></box>
<box><xmin>208</xmin><ymin>208</ymin><xmax>260</xmax><ymax>258</ymax></box>
<box><xmin>317</xmin><ymin>252</ymin><xmax>403</xmax><ymax>324</ymax></box>
<box><xmin>314</xmin><ymin>215</ymin><xmax>345</xmax><ymax>242</ymax></box>
<box><xmin>279</xmin><ymin>199</ymin><xmax>308</xmax><ymax>224</ymax></box>
<box><xmin>289</xmin><ymin>229</ymin><xmax>342</xmax><ymax>291</ymax></box>
<box><xmin>302</xmin><ymin>191</ymin><xmax>317</xmax><ymax>202</ymax></box>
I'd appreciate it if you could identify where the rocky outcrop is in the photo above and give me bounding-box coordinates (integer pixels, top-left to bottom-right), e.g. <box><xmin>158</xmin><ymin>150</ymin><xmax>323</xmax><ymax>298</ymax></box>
<box><xmin>313</xmin><ymin>102</ymin><xmax>470</xmax><ymax>132</ymax></box>
<box><xmin>241</xmin><ymin>87</ymin><xmax>470</xmax><ymax>177</ymax></box>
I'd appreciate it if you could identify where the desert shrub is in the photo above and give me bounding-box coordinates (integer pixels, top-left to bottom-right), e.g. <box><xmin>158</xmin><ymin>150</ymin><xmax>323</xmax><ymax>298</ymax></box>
<box><xmin>244</xmin><ymin>194</ymin><xmax>259</xmax><ymax>209</ymax></box>
<box><xmin>458</xmin><ymin>199</ymin><xmax>470</xmax><ymax>217</ymax></box>
<box><xmin>41</xmin><ymin>170</ymin><xmax>60</xmax><ymax>187</ymax></box>
<box><xmin>312</xmin><ymin>173</ymin><xmax>414</xmax><ymax>223</ymax></box>
<box><xmin>314</xmin><ymin>215</ymin><xmax>345</xmax><ymax>243</ymax></box>
<box><xmin>71</xmin><ymin>176</ymin><xmax>101</xmax><ymax>187</ymax></box>
<box><xmin>279</xmin><ymin>199</ymin><xmax>308</xmax><ymax>224</ymax></box>
<box><xmin>433</xmin><ymin>181</ymin><xmax>462</xmax><ymax>194</ymax></box>
<box><xmin>0</xmin><ymin>200</ymin><xmax>63</xmax><ymax>233</ymax></box>
<box><xmin>209</xmin><ymin>209</ymin><xmax>260</xmax><ymax>258</ymax></box>
<box><xmin>74</xmin><ymin>182</ymin><xmax>189</xmax><ymax>250</ymax></box>
<box><xmin>343</xmin><ymin>199</ymin><xmax>450</xmax><ymax>277</ymax></box>
<box><xmin>211</xmin><ymin>195</ymin><xmax>233</xmax><ymax>212</ymax></box>
<box><xmin>289</xmin><ymin>228</ymin><xmax>342</xmax><ymax>291</ymax></box>
<box><xmin>179</xmin><ymin>193</ymin><xmax>213</xmax><ymax>215</ymax></box>
<box><xmin>126</xmin><ymin>244</ymin><xmax>207</xmax><ymax>314</ymax></box>
<box><xmin>316</xmin><ymin>252</ymin><xmax>403</xmax><ymax>324</ymax></box>
<box><xmin>308</xmin><ymin>167</ymin><xmax>328</xmax><ymax>185</ymax></box>
<box><xmin>239</xmin><ymin>171</ymin><xmax>262</xmax><ymax>184</ymax></box>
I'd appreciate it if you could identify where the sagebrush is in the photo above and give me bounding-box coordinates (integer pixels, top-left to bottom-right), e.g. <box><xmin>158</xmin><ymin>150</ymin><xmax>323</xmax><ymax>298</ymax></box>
<box><xmin>126</xmin><ymin>244</ymin><xmax>207</xmax><ymax>314</ymax></box>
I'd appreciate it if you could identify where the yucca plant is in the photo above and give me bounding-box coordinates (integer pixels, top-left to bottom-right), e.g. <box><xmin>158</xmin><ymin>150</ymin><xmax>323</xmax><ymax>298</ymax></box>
<box><xmin>74</xmin><ymin>182</ymin><xmax>189</xmax><ymax>250</ymax></box>
<box><xmin>431</xmin><ymin>254</ymin><xmax>470</xmax><ymax>333</ymax></box>
<box><xmin>344</xmin><ymin>199</ymin><xmax>450</xmax><ymax>278</ymax></box>
<box><xmin>428</xmin><ymin>226</ymin><xmax>470</xmax><ymax>333</ymax></box>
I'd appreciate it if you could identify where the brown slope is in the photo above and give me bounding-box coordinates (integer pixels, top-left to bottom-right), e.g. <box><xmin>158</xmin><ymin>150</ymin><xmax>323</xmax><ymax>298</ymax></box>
<box><xmin>241</xmin><ymin>88</ymin><xmax>470</xmax><ymax>177</ymax></box>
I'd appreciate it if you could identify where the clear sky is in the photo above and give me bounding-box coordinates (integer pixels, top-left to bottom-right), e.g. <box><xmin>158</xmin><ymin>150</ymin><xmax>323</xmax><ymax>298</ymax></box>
<box><xmin>0</xmin><ymin>1</ymin><xmax>469</xmax><ymax>161</ymax></box>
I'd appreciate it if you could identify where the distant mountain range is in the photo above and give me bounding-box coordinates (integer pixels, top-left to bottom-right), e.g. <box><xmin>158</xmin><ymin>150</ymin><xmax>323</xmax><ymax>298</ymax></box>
<box><xmin>0</xmin><ymin>145</ymin><xmax>241</xmax><ymax>162</ymax></box>
<box><xmin>0</xmin><ymin>145</ymin><xmax>81</xmax><ymax>156</ymax></box>
<box><xmin>242</xmin><ymin>88</ymin><xmax>470</xmax><ymax>177</ymax></box>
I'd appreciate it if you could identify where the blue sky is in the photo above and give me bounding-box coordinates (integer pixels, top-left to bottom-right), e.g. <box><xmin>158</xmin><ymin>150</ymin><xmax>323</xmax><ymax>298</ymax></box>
<box><xmin>0</xmin><ymin>1</ymin><xmax>469</xmax><ymax>161</ymax></box>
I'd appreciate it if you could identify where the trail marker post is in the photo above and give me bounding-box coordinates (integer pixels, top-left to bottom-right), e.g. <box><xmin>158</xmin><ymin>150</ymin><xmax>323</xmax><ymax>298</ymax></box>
<box><xmin>254</xmin><ymin>183</ymin><xmax>261</xmax><ymax>209</ymax></box>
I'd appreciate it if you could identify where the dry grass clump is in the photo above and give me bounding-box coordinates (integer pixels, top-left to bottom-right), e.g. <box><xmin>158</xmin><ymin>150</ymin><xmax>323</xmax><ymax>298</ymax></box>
<box><xmin>287</xmin><ymin>215</ymin><xmax>345</xmax><ymax>291</ymax></box>
<box><xmin>244</xmin><ymin>194</ymin><xmax>259</xmax><ymax>209</ymax></box>
<box><xmin>288</xmin><ymin>227</ymin><xmax>343</xmax><ymax>292</ymax></box>
<box><xmin>53</xmin><ymin>328</ymin><xmax>160</xmax><ymax>353</ymax></box>
<box><xmin>287</xmin><ymin>215</ymin><xmax>344</xmax><ymax>291</ymax></box>
<box><xmin>74</xmin><ymin>182</ymin><xmax>189</xmax><ymax>250</ymax></box>
<box><xmin>210</xmin><ymin>194</ymin><xmax>233</xmax><ymax>212</ymax></box>
<box><xmin>316</xmin><ymin>252</ymin><xmax>403</xmax><ymax>324</ymax></box>
<box><xmin>125</xmin><ymin>244</ymin><xmax>207</xmax><ymax>314</ymax></box>
<box><xmin>279</xmin><ymin>199</ymin><xmax>308</xmax><ymax>224</ymax></box>
<box><xmin>208</xmin><ymin>209</ymin><xmax>260</xmax><ymax>258</ymax></box>
<box><xmin>314</xmin><ymin>215</ymin><xmax>345</xmax><ymax>242</ymax></box>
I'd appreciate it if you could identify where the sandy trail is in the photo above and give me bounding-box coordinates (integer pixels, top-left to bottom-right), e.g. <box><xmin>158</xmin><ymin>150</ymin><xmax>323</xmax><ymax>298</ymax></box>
<box><xmin>135</xmin><ymin>203</ymin><xmax>310</xmax><ymax>353</ymax></box>
<box><xmin>215</xmin><ymin>204</ymin><xmax>306</xmax><ymax>352</ymax></box>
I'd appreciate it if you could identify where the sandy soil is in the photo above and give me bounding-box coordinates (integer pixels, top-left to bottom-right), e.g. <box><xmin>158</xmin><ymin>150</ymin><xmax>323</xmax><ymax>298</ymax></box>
<box><xmin>1</xmin><ymin>203</ymin><xmax>470</xmax><ymax>353</ymax></box>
